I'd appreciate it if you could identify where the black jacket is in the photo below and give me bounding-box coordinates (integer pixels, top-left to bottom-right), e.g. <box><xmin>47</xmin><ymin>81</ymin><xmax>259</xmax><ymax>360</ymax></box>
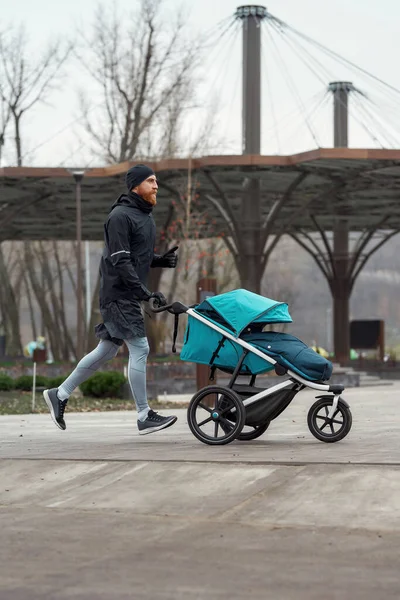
<box><xmin>99</xmin><ymin>192</ymin><xmax>166</xmax><ymax>309</ymax></box>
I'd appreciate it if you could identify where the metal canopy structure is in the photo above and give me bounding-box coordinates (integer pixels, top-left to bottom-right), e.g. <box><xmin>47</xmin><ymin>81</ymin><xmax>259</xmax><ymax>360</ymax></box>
<box><xmin>1</xmin><ymin>4</ymin><xmax>400</xmax><ymax>366</ymax></box>
<box><xmin>1</xmin><ymin>148</ymin><xmax>400</xmax><ymax>241</ymax></box>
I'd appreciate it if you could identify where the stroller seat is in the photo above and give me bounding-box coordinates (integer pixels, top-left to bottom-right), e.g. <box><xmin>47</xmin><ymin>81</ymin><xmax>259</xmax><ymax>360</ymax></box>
<box><xmin>241</xmin><ymin>331</ymin><xmax>333</xmax><ymax>382</ymax></box>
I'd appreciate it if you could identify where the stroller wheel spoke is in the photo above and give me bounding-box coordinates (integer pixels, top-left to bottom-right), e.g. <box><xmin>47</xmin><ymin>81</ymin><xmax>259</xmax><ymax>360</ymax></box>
<box><xmin>219</xmin><ymin>416</ymin><xmax>233</xmax><ymax>429</ymax></box>
<box><xmin>198</xmin><ymin>416</ymin><xmax>213</xmax><ymax>427</ymax></box>
<box><xmin>219</xmin><ymin>404</ymin><xmax>234</xmax><ymax>417</ymax></box>
<box><xmin>214</xmin><ymin>421</ymin><xmax>219</xmax><ymax>438</ymax></box>
<box><xmin>198</xmin><ymin>403</ymin><xmax>212</xmax><ymax>414</ymax></box>
<box><xmin>316</xmin><ymin>409</ymin><xmax>344</xmax><ymax>433</ymax></box>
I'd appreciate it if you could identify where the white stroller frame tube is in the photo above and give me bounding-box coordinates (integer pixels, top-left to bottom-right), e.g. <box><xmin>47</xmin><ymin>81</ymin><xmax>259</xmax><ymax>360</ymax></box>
<box><xmin>187</xmin><ymin>309</ymin><xmax>332</xmax><ymax>396</ymax></box>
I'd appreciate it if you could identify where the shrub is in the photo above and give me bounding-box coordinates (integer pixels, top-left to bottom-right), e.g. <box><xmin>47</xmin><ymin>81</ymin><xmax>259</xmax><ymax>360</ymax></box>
<box><xmin>0</xmin><ymin>373</ymin><xmax>15</xmax><ymax>391</ymax></box>
<box><xmin>14</xmin><ymin>375</ymin><xmax>49</xmax><ymax>391</ymax></box>
<box><xmin>80</xmin><ymin>372</ymin><xmax>127</xmax><ymax>398</ymax></box>
<box><xmin>47</xmin><ymin>375</ymin><xmax>66</xmax><ymax>388</ymax></box>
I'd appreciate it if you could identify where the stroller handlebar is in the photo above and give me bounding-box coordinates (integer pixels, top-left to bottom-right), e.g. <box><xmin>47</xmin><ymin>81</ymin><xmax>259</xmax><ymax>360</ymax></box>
<box><xmin>148</xmin><ymin>298</ymin><xmax>193</xmax><ymax>315</ymax></box>
<box><xmin>148</xmin><ymin>298</ymin><xmax>173</xmax><ymax>313</ymax></box>
<box><xmin>148</xmin><ymin>298</ymin><xmax>193</xmax><ymax>353</ymax></box>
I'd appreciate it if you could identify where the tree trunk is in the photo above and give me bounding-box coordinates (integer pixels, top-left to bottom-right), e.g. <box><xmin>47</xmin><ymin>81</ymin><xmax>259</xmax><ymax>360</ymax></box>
<box><xmin>53</xmin><ymin>241</ymin><xmax>74</xmax><ymax>360</ymax></box>
<box><xmin>24</xmin><ymin>242</ymin><xmax>61</xmax><ymax>360</ymax></box>
<box><xmin>23</xmin><ymin>270</ymin><xmax>37</xmax><ymax>341</ymax></box>
<box><xmin>86</xmin><ymin>269</ymin><xmax>101</xmax><ymax>353</ymax></box>
<box><xmin>14</xmin><ymin>113</ymin><xmax>22</xmax><ymax>167</ymax></box>
<box><xmin>0</xmin><ymin>244</ymin><xmax>23</xmax><ymax>355</ymax></box>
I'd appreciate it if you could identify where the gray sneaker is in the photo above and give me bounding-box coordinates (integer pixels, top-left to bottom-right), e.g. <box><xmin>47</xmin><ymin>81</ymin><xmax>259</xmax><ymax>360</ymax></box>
<box><xmin>43</xmin><ymin>388</ymin><xmax>67</xmax><ymax>431</ymax></box>
<box><xmin>137</xmin><ymin>410</ymin><xmax>177</xmax><ymax>435</ymax></box>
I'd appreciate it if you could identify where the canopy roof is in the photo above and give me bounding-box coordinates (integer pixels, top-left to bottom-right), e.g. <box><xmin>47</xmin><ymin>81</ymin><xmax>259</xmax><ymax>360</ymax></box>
<box><xmin>1</xmin><ymin>148</ymin><xmax>400</xmax><ymax>240</ymax></box>
<box><xmin>196</xmin><ymin>288</ymin><xmax>292</xmax><ymax>336</ymax></box>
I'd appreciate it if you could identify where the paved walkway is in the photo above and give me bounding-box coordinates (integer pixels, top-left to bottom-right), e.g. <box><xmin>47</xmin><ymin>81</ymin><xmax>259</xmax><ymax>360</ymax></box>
<box><xmin>1</xmin><ymin>384</ymin><xmax>399</xmax><ymax>599</ymax></box>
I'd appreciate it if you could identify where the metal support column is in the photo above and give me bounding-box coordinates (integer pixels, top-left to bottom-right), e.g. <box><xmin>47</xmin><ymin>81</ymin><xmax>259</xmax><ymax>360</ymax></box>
<box><xmin>236</xmin><ymin>5</ymin><xmax>267</xmax><ymax>293</ymax></box>
<box><xmin>240</xmin><ymin>5</ymin><xmax>264</xmax><ymax>155</ymax></box>
<box><xmin>329</xmin><ymin>82</ymin><xmax>354</xmax><ymax>363</ymax></box>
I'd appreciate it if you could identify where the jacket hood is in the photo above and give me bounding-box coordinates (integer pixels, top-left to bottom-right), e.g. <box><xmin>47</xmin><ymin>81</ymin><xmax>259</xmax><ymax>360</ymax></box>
<box><xmin>110</xmin><ymin>191</ymin><xmax>153</xmax><ymax>214</ymax></box>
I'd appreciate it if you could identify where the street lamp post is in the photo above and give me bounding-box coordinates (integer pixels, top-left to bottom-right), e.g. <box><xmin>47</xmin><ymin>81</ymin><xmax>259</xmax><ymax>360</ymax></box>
<box><xmin>71</xmin><ymin>170</ymin><xmax>85</xmax><ymax>360</ymax></box>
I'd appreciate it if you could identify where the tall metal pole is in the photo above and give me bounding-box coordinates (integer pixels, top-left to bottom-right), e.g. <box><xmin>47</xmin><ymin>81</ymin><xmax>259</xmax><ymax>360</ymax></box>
<box><xmin>239</xmin><ymin>5</ymin><xmax>266</xmax><ymax>154</ymax></box>
<box><xmin>329</xmin><ymin>82</ymin><xmax>354</xmax><ymax>364</ymax></box>
<box><xmin>330</xmin><ymin>81</ymin><xmax>352</xmax><ymax>147</ymax></box>
<box><xmin>85</xmin><ymin>240</ymin><xmax>91</xmax><ymax>327</ymax></box>
<box><xmin>72</xmin><ymin>171</ymin><xmax>85</xmax><ymax>360</ymax></box>
<box><xmin>236</xmin><ymin>5</ymin><xmax>267</xmax><ymax>293</ymax></box>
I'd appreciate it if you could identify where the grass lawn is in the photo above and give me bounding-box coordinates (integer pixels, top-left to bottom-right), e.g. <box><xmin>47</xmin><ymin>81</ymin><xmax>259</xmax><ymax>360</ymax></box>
<box><xmin>0</xmin><ymin>391</ymin><xmax>188</xmax><ymax>416</ymax></box>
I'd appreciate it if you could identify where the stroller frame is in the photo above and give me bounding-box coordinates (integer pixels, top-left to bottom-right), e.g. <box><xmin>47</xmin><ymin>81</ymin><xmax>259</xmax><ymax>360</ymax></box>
<box><xmin>150</xmin><ymin>296</ymin><xmax>352</xmax><ymax>446</ymax></box>
<box><xmin>187</xmin><ymin>308</ymin><xmax>343</xmax><ymax>420</ymax></box>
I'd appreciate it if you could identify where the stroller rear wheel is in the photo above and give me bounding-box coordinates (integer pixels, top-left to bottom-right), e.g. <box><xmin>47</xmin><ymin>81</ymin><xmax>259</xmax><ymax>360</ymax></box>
<box><xmin>307</xmin><ymin>397</ymin><xmax>352</xmax><ymax>443</ymax></box>
<box><xmin>187</xmin><ymin>386</ymin><xmax>246</xmax><ymax>445</ymax></box>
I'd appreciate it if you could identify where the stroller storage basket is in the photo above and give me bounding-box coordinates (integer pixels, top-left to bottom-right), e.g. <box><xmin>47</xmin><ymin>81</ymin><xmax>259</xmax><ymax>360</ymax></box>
<box><xmin>232</xmin><ymin>383</ymin><xmax>299</xmax><ymax>426</ymax></box>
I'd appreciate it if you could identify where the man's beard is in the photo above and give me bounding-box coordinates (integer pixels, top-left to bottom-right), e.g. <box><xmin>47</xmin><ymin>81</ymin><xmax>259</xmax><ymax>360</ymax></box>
<box><xmin>142</xmin><ymin>191</ymin><xmax>157</xmax><ymax>206</ymax></box>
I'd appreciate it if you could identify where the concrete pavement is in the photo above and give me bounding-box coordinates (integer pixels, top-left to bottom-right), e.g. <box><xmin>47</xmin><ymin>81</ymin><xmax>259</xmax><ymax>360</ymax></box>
<box><xmin>1</xmin><ymin>383</ymin><xmax>400</xmax><ymax>599</ymax></box>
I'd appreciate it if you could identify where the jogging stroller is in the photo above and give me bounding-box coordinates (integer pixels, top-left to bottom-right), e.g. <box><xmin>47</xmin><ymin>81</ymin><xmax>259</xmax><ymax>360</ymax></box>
<box><xmin>150</xmin><ymin>289</ymin><xmax>352</xmax><ymax>446</ymax></box>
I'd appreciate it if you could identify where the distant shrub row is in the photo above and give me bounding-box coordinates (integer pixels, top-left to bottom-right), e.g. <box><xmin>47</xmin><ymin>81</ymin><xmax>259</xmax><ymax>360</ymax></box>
<box><xmin>0</xmin><ymin>372</ymin><xmax>126</xmax><ymax>398</ymax></box>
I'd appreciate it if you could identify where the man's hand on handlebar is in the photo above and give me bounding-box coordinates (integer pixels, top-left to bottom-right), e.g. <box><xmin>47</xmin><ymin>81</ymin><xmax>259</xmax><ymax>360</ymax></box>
<box><xmin>150</xmin><ymin>291</ymin><xmax>167</xmax><ymax>307</ymax></box>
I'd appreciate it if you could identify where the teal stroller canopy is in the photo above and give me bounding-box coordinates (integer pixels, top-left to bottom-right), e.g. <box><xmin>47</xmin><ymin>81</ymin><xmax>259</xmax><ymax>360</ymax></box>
<box><xmin>181</xmin><ymin>289</ymin><xmax>294</xmax><ymax>377</ymax></box>
<box><xmin>195</xmin><ymin>289</ymin><xmax>292</xmax><ymax>336</ymax></box>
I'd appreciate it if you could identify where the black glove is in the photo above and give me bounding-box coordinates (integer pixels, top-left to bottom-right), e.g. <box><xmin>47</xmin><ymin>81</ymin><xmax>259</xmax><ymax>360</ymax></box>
<box><xmin>161</xmin><ymin>245</ymin><xmax>178</xmax><ymax>268</ymax></box>
<box><xmin>150</xmin><ymin>291</ymin><xmax>167</xmax><ymax>307</ymax></box>
<box><xmin>162</xmin><ymin>253</ymin><xmax>178</xmax><ymax>268</ymax></box>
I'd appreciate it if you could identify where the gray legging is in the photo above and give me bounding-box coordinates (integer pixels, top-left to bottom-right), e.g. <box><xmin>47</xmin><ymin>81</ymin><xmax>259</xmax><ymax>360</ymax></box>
<box><xmin>58</xmin><ymin>338</ymin><xmax>150</xmax><ymax>413</ymax></box>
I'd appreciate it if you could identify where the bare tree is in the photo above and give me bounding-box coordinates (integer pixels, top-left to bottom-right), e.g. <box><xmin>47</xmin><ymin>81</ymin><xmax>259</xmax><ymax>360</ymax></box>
<box><xmin>0</xmin><ymin>53</ymin><xmax>11</xmax><ymax>165</ymax></box>
<box><xmin>22</xmin><ymin>241</ymin><xmax>79</xmax><ymax>361</ymax></box>
<box><xmin>0</xmin><ymin>24</ymin><xmax>71</xmax><ymax>166</ymax></box>
<box><xmin>0</xmin><ymin>243</ymin><xmax>23</xmax><ymax>355</ymax></box>
<box><xmin>77</xmin><ymin>0</ymin><xmax>201</xmax><ymax>163</ymax></box>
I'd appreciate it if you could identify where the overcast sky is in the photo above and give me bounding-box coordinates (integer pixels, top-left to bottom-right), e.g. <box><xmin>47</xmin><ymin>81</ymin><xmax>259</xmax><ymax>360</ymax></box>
<box><xmin>2</xmin><ymin>0</ymin><xmax>400</xmax><ymax>166</ymax></box>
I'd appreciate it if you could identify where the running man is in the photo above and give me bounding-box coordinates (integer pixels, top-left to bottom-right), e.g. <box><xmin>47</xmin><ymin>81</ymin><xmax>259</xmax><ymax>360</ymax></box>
<box><xmin>44</xmin><ymin>164</ymin><xmax>178</xmax><ymax>435</ymax></box>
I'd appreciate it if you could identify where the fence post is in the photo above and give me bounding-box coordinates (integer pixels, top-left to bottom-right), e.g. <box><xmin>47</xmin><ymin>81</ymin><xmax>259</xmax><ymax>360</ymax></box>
<box><xmin>31</xmin><ymin>362</ymin><xmax>37</xmax><ymax>413</ymax></box>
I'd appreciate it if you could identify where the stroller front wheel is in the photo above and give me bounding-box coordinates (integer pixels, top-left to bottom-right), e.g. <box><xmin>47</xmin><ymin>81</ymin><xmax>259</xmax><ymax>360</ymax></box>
<box><xmin>187</xmin><ymin>386</ymin><xmax>246</xmax><ymax>445</ymax></box>
<box><xmin>307</xmin><ymin>397</ymin><xmax>352</xmax><ymax>443</ymax></box>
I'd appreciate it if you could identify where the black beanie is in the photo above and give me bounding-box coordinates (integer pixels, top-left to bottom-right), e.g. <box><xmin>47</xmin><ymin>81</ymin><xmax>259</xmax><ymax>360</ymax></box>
<box><xmin>125</xmin><ymin>164</ymin><xmax>154</xmax><ymax>191</ymax></box>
